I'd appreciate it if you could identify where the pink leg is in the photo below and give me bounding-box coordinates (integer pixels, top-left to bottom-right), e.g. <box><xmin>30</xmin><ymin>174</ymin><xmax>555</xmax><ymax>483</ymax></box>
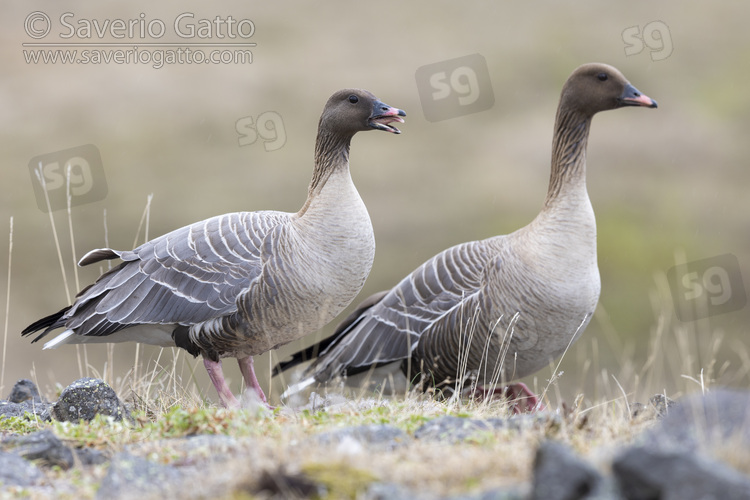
<box><xmin>472</xmin><ymin>382</ymin><xmax>544</xmax><ymax>413</ymax></box>
<box><xmin>203</xmin><ymin>358</ymin><xmax>240</xmax><ymax>408</ymax></box>
<box><xmin>238</xmin><ymin>356</ymin><xmax>268</xmax><ymax>405</ymax></box>
<box><xmin>503</xmin><ymin>382</ymin><xmax>544</xmax><ymax>413</ymax></box>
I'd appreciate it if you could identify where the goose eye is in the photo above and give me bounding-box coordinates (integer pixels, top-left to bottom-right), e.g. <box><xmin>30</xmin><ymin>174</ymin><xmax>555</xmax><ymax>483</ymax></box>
<box><xmin>348</xmin><ymin>95</ymin><xmax>359</xmax><ymax>104</ymax></box>
<box><xmin>597</xmin><ymin>73</ymin><xmax>608</xmax><ymax>82</ymax></box>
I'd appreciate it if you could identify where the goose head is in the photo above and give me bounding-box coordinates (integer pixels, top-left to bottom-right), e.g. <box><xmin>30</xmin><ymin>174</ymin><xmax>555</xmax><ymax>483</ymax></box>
<box><xmin>319</xmin><ymin>89</ymin><xmax>406</xmax><ymax>136</ymax></box>
<box><xmin>560</xmin><ymin>63</ymin><xmax>658</xmax><ymax>117</ymax></box>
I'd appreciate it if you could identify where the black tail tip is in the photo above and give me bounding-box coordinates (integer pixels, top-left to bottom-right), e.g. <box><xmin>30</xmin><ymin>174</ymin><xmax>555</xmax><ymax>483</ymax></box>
<box><xmin>21</xmin><ymin>306</ymin><xmax>71</xmax><ymax>341</ymax></box>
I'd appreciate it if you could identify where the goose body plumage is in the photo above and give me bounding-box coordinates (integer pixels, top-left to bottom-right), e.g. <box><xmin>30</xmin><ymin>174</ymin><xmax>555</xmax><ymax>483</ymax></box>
<box><xmin>276</xmin><ymin>64</ymin><xmax>657</xmax><ymax>410</ymax></box>
<box><xmin>23</xmin><ymin>89</ymin><xmax>406</xmax><ymax>407</ymax></box>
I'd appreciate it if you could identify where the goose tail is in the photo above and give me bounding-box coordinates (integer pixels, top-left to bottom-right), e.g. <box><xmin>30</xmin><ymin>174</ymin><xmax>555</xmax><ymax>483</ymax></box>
<box><xmin>21</xmin><ymin>306</ymin><xmax>70</xmax><ymax>343</ymax></box>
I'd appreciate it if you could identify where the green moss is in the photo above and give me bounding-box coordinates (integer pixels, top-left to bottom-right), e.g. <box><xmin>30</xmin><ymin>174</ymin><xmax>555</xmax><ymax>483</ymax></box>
<box><xmin>52</xmin><ymin>414</ymin><xmax>135</xmax><ymax>448</ymax></box>
<box><xmin>301</xmin><ymin>462</ymin><xmax>378</xmax><ymax>500</ymax></box>
<box><xmin>0</xmin><ymin>413</ymin><xmax>46</xmax><ymax>435</ymax></box>
<box><xmin>146</xmin><ymin>405</ymin><xmax>272</xmax><ymax>439</ymax></box>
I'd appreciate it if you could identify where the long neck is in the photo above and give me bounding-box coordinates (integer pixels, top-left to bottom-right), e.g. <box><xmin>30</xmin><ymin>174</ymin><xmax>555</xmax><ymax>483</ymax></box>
<box><xmin>298</xmin><ymin>127</ymin><xmax>352</xmax><ymax>216</ymax></box>
<box><xmin>543</xmin><ymin>105</ymin><xmax>592</xmax><ymax>209</ymax></box>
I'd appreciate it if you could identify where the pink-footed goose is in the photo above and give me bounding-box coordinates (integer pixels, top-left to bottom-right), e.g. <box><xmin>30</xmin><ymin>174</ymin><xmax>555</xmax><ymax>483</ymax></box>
<box><xmin>275</xmin><ymin>63</ymin><xmax>657</xmax><ymax>412</ymax></box>
<box><xmin>22</xmin><ymin>89</ymin><xmax>406</xmax><ymax>408</ymax></box>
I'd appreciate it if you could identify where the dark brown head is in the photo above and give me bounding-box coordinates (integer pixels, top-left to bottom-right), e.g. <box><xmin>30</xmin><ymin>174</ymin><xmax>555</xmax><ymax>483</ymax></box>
<box><xmin>319</xmin><ymin>89</ymin><xmax>406</xmax><ymax>137</ymax></box>
<box><xmin>559</xmin><ymin>63</ymin><xmax>657</xmax><ymax>117</ymax></box>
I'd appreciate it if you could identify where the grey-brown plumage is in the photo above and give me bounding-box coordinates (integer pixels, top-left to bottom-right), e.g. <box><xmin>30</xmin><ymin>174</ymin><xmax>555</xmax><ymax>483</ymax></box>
<box><xmin>22</xmin><ymin>89</ymin><xmax>406</xmax><ymax>407</ymax></box>
<box><xmin>276</xmin><ymin>64</ymin><xmax>657</xmax><ymax>411</ymax></box>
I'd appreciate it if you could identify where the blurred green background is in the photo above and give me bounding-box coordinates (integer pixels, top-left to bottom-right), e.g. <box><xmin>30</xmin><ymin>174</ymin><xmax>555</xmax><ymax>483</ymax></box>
<box><xmin>1</xmin><ymin>2</ymin><xmax>748</xmax><ymax>405</ymax></box>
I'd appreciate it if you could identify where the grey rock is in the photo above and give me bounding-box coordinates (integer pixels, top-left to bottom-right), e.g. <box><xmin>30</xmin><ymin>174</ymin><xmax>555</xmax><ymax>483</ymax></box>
<box><xmin>629</xmin><ymin>402</ymin><xmax>646</xmax><ymax>418</ymax></box>
<box><xmin>648</xmin><ymin>389</ymin><xmax>750</xmax><ymax>450</ymax></box>
<box><xmin>531</xmin><ymin>441</ymin><xmax>602</xmax><ymax>500</ymax></box>
<box><xmin>96</xmin><ymin>452</ymin><xmax>182</xmax><ymax>500</ymax></box>
<box><xmin>0</xmin><ymin>399</ymin><xmax>52</xmax><ymax>420</ymax></box>
<box><xmin>489</xmin><ymin>412</ymin><xmax>562</xmax><ymax>432</ymax></box>
<box><xmin>116</xmin><ymin>435</ymin><xmax>244</xmax><ymax>471</ymax></box>
<box><xmin>75</xmin><ymin>447</ymin><xmax>109</xmax><ymax>466</ymax></box>
<box><xmin>613</xmin><ymin>446</ymin><xmax>750</xmax><ymax>500</ymax></box>
<box><xmin>365</xmin><ymin>483</ymin><xmax>526</xmax><ymax>500</ymax></box>
<box><xmin>414</xmin><ymin>416</ymin><xmax>499</xmax><ymax>443</ymax></box>
<box><xmin>52</xmin><ymin>378</ymin><xmax>129</xmax><ymax>423</ymax></box>
<box><xmin>364</xmin><ymin>482</ymin><xmax>426</xmax><ymax>500</ymax></box>
<box><xmin>631</xmin><ymin>394</ymin><xmax>678</xmax><ymax>420</ymax></box>
<box><xmin>648</xmin><ymin>394</ymin><xmax>677</xmax><ymax>417</ymax></box>
<box><xmin>2</xmin><ymin>429</ymin><xmax>75</xmax><ymax>469</ymax></box>
<box><xmin>7</xmin><ymin>379</ymin><xmax>43</xmax><ymax>404</ymax></box>
<box><xmin>316</xmin><ymin>424</ymin><xmax>409</xmax><ymax>450</ymax></box>
<box><xmin>0</xmin><ymin>451</ymin><xmax>43</xmax><ymax>487</ymax></box>
<box><xmin>414</xmin><ymin>413</ymin><xmax>559</xmax><ymax>444</ymax></box>
<box><xmin>448</xmin><ymin>487</ymin><xmax>527</xmax><ymax>499</ymax></box>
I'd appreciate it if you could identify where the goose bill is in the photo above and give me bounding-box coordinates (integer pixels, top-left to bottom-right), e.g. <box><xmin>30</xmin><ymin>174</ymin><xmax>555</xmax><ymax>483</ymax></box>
<box><xmin>369</xmin><ymin>115</ymin><xmax>405</xmax><ymax>134</ymax></box>
<box><xmin>618</xmin><ymin>83</ymin><xmax>658</xmax><ymax>108</ymax></box>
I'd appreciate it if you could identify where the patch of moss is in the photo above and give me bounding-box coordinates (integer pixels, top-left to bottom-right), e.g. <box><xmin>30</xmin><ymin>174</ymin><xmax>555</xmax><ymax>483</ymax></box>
<box><xmin>147</xmin><ymin>405</ymin><xmax>270</xmax><ymax>438</ymax></box>
<box><xmin>301</xmin><ymin>462</ymin><xmax>378</xmax><ymax>500</ymax></box>
<box><xmin>0</xmin><ymin>413</ymin><xmax>46</xmax><ymax>435</ymax></box>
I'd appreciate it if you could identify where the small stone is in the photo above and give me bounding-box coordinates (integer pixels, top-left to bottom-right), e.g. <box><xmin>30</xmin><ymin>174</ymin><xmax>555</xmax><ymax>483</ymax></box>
<box><xmin>75</xmin><ymin>447</ymin><xmax>109</xmax><ymax>466</ymax></box>
<box><xmin>0</xmin><ymin>451</ymin><xmax>43</xmax><ymax>487</ymax></box>
<box><xmin>414</xmin><ymin>416</ymin><xmax>495</xmax><ymax>443</ymax></box>
<box><xmin>447</xmin><ymin>486</ymin><xmax>527</xmax><ymax>499</ymax></box>
<box><xmin>96</xmin><ymin>452</ymin><xmax>182</xmax><ymax>500</ymax></box>
<box><xmin>51</xmin><ymin>378</ymin><xmax>129</xmax><ymax>423</ymax></box>
<box><xmin>7</xmin><ymin>379</ymin><xmax>43</xmax><ymax>404</ymax></box>
<box><xmin>648</xmin><ymin>394</ymin><xmax>677</xmax><ymax>418</ymax></box>
<box><xmin>316</xmin><ymin>424</ymin><xmax>409</xmax><ymax>451</ymax></box>
<box><xmin>531</xmin><ymin>441</ymin><xmax>602</xmax><ymax>500</ymax></box>
<box><xmin>613</xmin><ymin>446</ymin><xmax>750</xmax><ymax>500</ymax></box>
<box><xmin>629</xmin><ymin>402</ymin><xmax>646</xmax><ymax>418</ymax></box>
<box><xmin>496</xmin><ymin>412</ymin><xmax>562</xmax><ymax>433</ymax></box>
<box><xmin>1</xmin><ymin>429</ymin><xmax>75</xmax><ymax>469</ymax></box>
<box><xmin>364</xmin><ymin>482</ymin><xmax>425</xmax><ymax>500</ymax></box>
<box><xmin>413</xmin><ymin>413</ymin><xmax>558</xmax><ymax>444</ymax></box>
<box><xmin>631</xmin><ymin>394</ymin><xmax>677</xmax><ymax>420</ymax></box>
<box><xmin>640</xmin><ymin>388</ymin><xmax>750</xmax><ymax>452</ymax></box>
<box><xmin>0</xmin><ymin>399</ymin><xmax>52</xmax><ymax>421</ymax></box>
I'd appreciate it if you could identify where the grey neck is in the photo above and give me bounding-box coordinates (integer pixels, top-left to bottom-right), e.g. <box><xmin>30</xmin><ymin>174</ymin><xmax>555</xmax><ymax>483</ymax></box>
<box><xmin>544</xmin><ymin>106</ymin><xmax>591</xmax><ymax>208</ymax></box>
<box><xmin>308</xmin><ymin>128</ymin><xmax>352</xmax><ymax>196</ymax></box>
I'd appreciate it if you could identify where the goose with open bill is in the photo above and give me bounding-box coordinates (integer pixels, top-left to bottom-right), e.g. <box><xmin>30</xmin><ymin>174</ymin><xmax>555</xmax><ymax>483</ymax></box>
<box><xmin>275</xmin><ymin>63</ymin><xmax>657</xmax><ymax>412</ymax></box>
<box><xmin>22</xmin><ymin>88</ymin><xmax>406</xmax><ymax>408</ymax></box>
